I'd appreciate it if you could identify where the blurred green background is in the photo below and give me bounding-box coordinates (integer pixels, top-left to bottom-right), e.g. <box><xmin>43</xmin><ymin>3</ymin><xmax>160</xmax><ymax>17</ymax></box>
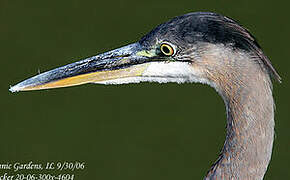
<box><xmin>1</xmin><ymin>0</ymin><xmax>289</xmax><ymax>179</ymax></box>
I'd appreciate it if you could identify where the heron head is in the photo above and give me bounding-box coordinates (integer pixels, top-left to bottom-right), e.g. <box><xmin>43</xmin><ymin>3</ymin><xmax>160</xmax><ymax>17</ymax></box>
<box><xmin>9</xmin><ymin>12</ymin><xmax>280</xmax><ymax>92</ymax></box>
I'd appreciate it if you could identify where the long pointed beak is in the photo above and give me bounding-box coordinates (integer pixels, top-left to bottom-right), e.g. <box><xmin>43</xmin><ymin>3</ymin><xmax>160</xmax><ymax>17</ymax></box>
<box><xmin>10</xmin><ymin>43</ymin><xmax>153</xmax><ymax>92</ymax></box>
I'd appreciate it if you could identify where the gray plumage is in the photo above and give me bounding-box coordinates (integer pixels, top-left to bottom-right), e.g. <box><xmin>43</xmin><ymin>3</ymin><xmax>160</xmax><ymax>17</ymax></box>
<box><xmin>10</xmin><ymin>12</ymin><xmax>280</xmax><ymax>180</ymax></box>
<box><xmin>140</xmin><ymin>12</ymin><xmax>281</xmax><ymax>82</ymax></box>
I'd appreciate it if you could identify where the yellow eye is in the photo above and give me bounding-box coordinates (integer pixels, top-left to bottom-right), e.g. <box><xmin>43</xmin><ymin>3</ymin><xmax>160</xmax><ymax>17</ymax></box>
<box><xmin>160</xmin><ymin>43</ymin><xmax>175</xmax><ymax>56</ymax></box>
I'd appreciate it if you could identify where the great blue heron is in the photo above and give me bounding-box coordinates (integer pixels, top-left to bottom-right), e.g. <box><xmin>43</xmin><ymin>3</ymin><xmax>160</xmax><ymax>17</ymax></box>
<box><xmin>10</xmin><ymin>12</ymin><xmax>280</xmax><ymax>179</ymax></box>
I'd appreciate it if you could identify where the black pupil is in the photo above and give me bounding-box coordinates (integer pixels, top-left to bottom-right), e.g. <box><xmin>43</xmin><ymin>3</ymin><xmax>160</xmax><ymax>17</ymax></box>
<box><xmin>162</xmin><ymin>45</ymin><xmax>171</xmax><ymax>54</ymax></box>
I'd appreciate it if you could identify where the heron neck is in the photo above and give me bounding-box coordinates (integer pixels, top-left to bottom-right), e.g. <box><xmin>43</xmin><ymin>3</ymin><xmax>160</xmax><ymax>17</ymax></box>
<box><xmin>204</xmin><ymin>55</ymin><xmax>275</xmax><ymax>179</ymax></box>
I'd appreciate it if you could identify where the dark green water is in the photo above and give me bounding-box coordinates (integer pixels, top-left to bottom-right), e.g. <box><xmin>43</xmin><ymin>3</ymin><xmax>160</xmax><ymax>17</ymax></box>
<box><xmin>1</xmin><ymin>0</ymin><xmax>289</xmax><ymax>179</ymax></box>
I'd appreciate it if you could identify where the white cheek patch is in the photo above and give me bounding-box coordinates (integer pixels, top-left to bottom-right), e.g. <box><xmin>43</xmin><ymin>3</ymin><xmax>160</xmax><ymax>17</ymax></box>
<box><xmin>95</xmin><ymin>62</ymin><xmax>215</xmax><ymax>88</ymax></box>
<box><xmin>142</xmin><ymin>61</ymin><xmax>201</xmax><ymax>82</ymax></box>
